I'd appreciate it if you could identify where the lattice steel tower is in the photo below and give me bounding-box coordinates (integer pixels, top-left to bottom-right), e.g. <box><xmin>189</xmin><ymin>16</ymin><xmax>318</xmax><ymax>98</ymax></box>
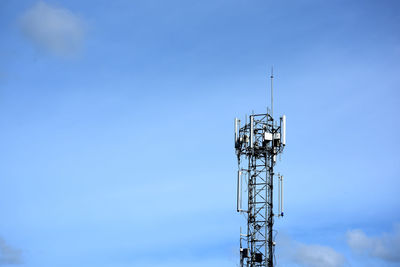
<box><xmin>234</xmin><ymin>73</ymin><xmax>286</xmax><ymax>267</ymax></box>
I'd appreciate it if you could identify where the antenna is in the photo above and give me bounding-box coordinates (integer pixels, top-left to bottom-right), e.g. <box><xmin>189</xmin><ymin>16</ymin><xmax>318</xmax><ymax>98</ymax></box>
<box><xmin>270</xmin><ymin>66</ymin><xmax>274</xmax><ymax>117</ymax></box>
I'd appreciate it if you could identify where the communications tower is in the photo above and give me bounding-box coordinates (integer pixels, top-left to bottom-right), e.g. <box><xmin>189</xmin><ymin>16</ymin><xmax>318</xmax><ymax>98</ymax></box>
<box><xmin>234</xmin><ymin>72</ymin><xmax>286</xmax><ymax>267</ymax></box>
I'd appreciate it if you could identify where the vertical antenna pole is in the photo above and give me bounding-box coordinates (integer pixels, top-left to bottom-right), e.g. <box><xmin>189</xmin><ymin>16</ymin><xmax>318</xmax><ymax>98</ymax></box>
<box><xmin>270</xmin><ymin>67</ymin><xmax>274</xmax><ymax>117</ymax></box>
<box><xmin>281</xmin><ymin>175</ymin><xmax>284</xmax><ymax>216</ymax></box>
<box><xmin>278</xmin><ymin>174</ymin><xmax>280</xmax><ymax>217</ymax></box>
<box><xmin>250</xmin><ymin>116</ymin><xmax>254</xmax><ymax>148</ymax></box>
<box><xmin>237</xmin><ymin>170</ymin><xmax>242</xmax><ymax>212</ymax></box>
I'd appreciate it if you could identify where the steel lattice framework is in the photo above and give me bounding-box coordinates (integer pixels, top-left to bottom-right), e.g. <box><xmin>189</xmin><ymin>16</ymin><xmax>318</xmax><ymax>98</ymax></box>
<box><xmin>235</xmin><ymin>112</ymin><xmax>285</xmax><ymax>267</ymax></box>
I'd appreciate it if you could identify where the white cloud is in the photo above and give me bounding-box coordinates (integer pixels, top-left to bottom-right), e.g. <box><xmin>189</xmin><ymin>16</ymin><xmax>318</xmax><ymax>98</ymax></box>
<box><xmin>294</xmin><ymin>244</ymin><xmax>346</xmax><ymax>267</ymax></box>
<box><xmin>19</xmin><ymin>1</ymin><xmax>85</xmax><ymax>56</ymax></box>
<box><xmin>277</xmin><ymin>234</ymin><xmax>346</xmax><ymax>267</ymax></box>
<box><xmin>346</xmin><ymin>223</ymin><xmax>400</xmax><ymax>262</ymax></box>
<box><xmin>0</xmin><ymin>237</ymin><xmax>22</xmax><ymax>265</ymax></box>
<box><xmin>277</xmin><ymin>234</ymin><xmax>347</xmax><ymax>267</ymax></box>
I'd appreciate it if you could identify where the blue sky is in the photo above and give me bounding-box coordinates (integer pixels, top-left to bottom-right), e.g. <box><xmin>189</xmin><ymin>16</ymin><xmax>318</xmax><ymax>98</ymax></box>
<box><xmin>1</xmin><ymin>0</ymin><xmax>400</xmax><ymax>266</ymax></box>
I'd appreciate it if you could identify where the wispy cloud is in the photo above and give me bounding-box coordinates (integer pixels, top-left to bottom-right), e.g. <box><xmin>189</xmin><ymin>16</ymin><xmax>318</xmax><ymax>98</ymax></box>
<box><xmin>347</xmin><ymin>223</ymin><xmax>400</xmax><ymax>262</ymax></box>
<box><xmin>0</xmin><ymin>237</ymin><xmax>22</xmax><ymax>265</ymax></box>
<box><xmin>277</xmin><ymin>234</ymin><xmax>346</xmax><ymax>267</ymax></box>
<box><xmin>293</xmin><ymin>243</ymin><xmax>346</xmax><ymax>267</ymax></box>
<box><xmin>19</xmin><ymin>1</ymin><xmax>85</xmax><ymax>56</ymax></box>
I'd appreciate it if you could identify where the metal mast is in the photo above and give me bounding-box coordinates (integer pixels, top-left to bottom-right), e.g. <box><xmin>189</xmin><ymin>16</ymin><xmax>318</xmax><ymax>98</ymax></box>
<box><xmin>234</xmin><ymin>74</ymin><xmax>286</xmax><ymax>267</ymax></box>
